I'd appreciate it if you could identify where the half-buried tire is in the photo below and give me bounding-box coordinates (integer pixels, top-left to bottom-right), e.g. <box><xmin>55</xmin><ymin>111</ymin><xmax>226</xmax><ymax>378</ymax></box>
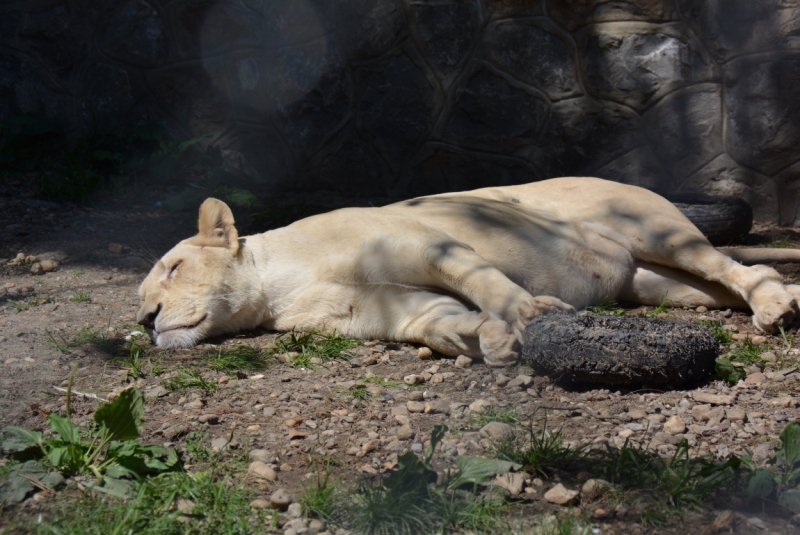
<box><xmin>668</xmin><ymin>193</ymin><xmax>753</xmax><ymax>246</ymax></box>
<box><xmin>521</xmin><ymin>314</ymin><xmax>719</xmax><ymax>388</ymax></box>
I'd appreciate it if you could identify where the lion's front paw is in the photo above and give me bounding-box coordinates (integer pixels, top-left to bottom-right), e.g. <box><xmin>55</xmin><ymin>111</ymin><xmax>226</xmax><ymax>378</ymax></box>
<box><xmin>749</xmin><ymin>280</ymin><xmax>798</xmax><ymax>333</ymax></box>
<box><xmin>752</xmin><ymin>300</ymin><xmax>798</xmax><ymax>333</ymax></box>
<box><xmin>479</xmin><ymin>319</ymin><xmax>519</xmax><ymax>368</ymax></box>
<box><xmin>513</xmin><ymin>295</ymin><xmax>575</xmax><ymax>336</ymax></box>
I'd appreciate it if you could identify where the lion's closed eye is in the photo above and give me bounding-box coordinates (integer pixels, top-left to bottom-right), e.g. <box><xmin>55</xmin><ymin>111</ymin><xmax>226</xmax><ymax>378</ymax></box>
<box><xmin>168</xmin><ymin>261</ymin><xmax>182</xmax><ymax>279</ymax></box>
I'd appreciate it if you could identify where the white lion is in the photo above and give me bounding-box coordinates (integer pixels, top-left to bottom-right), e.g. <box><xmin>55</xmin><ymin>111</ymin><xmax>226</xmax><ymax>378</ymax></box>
<box><xmin>138</xmin><ymin>177</ymin><xmax>800</xmax><ymax>366</ymax></box>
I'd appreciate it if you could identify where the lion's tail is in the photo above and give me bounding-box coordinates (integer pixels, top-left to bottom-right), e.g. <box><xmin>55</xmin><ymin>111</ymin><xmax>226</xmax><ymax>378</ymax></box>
<box><xmin>720</xmin><ymin>247</ymin><xmax>800</xmax><ymax>265</ymax></box>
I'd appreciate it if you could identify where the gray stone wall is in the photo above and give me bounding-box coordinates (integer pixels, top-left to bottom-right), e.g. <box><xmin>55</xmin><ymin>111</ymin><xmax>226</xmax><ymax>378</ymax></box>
<box><xmin>3</xmin><ymin>0</ymin><xmax>800</xmax><ymax>223</ymax></box>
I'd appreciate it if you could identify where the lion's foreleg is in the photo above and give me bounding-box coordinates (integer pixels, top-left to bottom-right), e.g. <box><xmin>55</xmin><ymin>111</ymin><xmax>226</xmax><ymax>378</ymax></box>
<box><xmin>422</xmin><ymin>241</ymin><xmax>575</xmax><ymax>337</ymax></box>
<box><xmin>369</xmin><ymin>289</ymin><xmax>519</xmax><ymax>367</ymax></box>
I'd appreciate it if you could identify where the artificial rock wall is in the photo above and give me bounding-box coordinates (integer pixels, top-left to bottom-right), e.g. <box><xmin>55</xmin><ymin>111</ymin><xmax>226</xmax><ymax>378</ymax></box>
<box><xmin>3</xmin><ymin>0</ymin><xmax>800</xmax><ymax>223</ymax></box>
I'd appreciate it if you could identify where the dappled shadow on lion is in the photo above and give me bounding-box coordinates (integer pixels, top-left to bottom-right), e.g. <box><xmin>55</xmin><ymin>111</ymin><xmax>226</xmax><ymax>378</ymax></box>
<box><xmin>137</xmin><ymin>176</ymin><xmax>800</xmax><ymax>367</ymax></box>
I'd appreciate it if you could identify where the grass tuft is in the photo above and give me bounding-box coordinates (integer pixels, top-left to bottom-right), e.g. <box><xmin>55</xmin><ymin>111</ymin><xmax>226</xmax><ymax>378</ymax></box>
<box><xmin>494</xmin><ymin>419</ymin><xmax>582</xmax><ymax>477</ymax></box>
<box><xmin>274</xmin><ymin>330</ymin><xmax>360</xmax><ymax>368</ymax></box>
<box><xmin>469</xmin><ymin>405</ymin><xmax>525</xmax><ymax>428</ymax></box>
<box><xmin>207</xmin><ymin>344</ymin><xmax>271</xmax><ymax>372</ymax></box>
<box><xmin>728</xmin><ymin>338</ymin><xmax>768</xmax><ymax>366</ymax></box>
<box><xmin>77</xmin><ymin>325</ymin><xmax>125</xmax><ymax>354</ymax></box>
<box><xmin>698</xmin><ymin>319</ymin><xmax>733</xmax><ymax>346</ymax></box>
<box><xmin>34</xmin><ymin>471</ymin><xmax>262</xmax><ymax>534</ymax></box>
<box><xmin>71</xmin><ymin>290</ymin><xmax>91</xmax><ymax>303</ymax></box>
<box><xmin>164</xmin><ymin>367</ymin><xmax>217</xmax><ymax>392</ymax></box>
<box><xmin>771</xmin><ymin>236</ymin><xmax>794</xmax><ymax>248</ymax></box>
<box><xmin>300</xmin><ymin>471</ymin><xmax>338</xmax><ymax>522</ymax></box>
<box><xmin>587</xmin><ymin>297</ymin><xmax>625</xmax><ymax>316</ymax></box>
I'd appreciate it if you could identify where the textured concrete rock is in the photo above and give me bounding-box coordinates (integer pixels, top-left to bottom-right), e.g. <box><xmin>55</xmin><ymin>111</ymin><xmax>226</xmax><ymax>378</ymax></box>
<box><xmin>483</xmin><ymin>20</ymin><xmax>580</xmax><ymax>100</ymax></box>
<box><xmin>359</xmin><ymin>54</ymin><xmax>434</xmax><ymax>163</ymax></box>
<box><xmin>100</xmin><ymin>0</ymin><xmax>165</xmax><ymax>68</ymax></box>
<box><xmin>724</xmin><ymin>54</ymin><xmax>800</xmax><ymax>175</ymax></box>
<box><xmin>411</xmin><ymin>2</ymin><xmax>475</xmax><ymax>74</ymax></box>
<box><xmin>682</xmin><ymin>0</ymin><xmax>800</xmax><ymax>63</ymax></box>
<box><xmin>447</xmin><ymin>69</ymin><xmax>549</xmax><ymax>152</ymax></box>
<box><xmin>2</xmin><ymin>0</ymin><xmax>799</xmax><ymax>220</ymax></box>
<box><xmin>580</xmin><ymin>23</ymin><xmax>717</xmax><ymax>111</ymax></box>
<box><xmin>645</xmin><ymin>84</ymin><xmax>725</xmax><ymax>180</ymax></box>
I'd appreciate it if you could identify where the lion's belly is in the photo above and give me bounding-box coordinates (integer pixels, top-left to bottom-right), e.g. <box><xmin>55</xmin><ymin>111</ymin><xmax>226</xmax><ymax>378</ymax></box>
<box><xmin>430</xmin><ymin>215</ymin><xmax>635</xmax><ymax>310</ymax></box>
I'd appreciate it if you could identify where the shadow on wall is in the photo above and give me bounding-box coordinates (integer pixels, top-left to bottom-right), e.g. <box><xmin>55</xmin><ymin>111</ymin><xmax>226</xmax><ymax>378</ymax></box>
<box><xmin>0</xmin><ymin>0</ymin><xmax>799</xmax><ymax>223</ymax></box>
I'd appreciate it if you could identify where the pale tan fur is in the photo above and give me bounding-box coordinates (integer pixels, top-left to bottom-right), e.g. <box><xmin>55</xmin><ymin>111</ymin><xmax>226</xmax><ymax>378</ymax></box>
<box><xmin>137</xmin><ymin>177</ymin><xmax>800</xmax><ymax>366</ymax></box>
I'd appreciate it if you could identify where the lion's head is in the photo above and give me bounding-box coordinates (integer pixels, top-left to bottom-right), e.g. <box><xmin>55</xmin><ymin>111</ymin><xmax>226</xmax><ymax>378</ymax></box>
<box><xmin>137</xmin><ymin>198</ymin><xmax>260</xmax><ymax>348</ymax></box>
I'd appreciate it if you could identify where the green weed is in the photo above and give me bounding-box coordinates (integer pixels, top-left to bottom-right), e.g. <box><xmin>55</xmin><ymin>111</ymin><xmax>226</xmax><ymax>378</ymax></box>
<box><xmin>45</xmin><ymin>329</ymin><xmax>73</xmax><ymax>354</ymax></box>
<box><xmin>115</xmin><ymin>341</ymin><xmax>146</xmax><ymax>380</ymax></box>
<box><xmin>208</xmin><ymin>344</ymin><xmax>270</xmax><ymax>372</ymax></box>
<box><xmin>7</xmin><ymin>299</ymin><xmax>28</xmax><ymax>312</ymax></box>
<box><xmin>771</xmin><ymin>236</ymin><xmax>794</xmax><ymax>248</ymax></box>
<box><xmin>300</xmin><ymin>470</ymin><xmax>338</xmax><ymax>521</ymax></box>
<box><xmin>780</xmin><ymin>325</ymin><xmax>795</xmax><ymax>352</ymax></box>
<box><xmin>0</xmin><ymin>387</ymin><xmax>181</xmax><ymax>502</ymax></box>
<box><xmin>469</xmin><ymin>405</ymin><xmax>525</xmax><ymax>428</ymax></box>
<box><xmin>646</xmin><ymin>293</ymin><xmax>671</xmax><ymax>317</ymax></box>
<box><xmin>348</xmin><ymin>425</ymin><xmax>511</xmax><ymax>535</ymax></box>
<box><xmin>362</xmin><ymin>375</ymin><xmax>406</xmax><ymax>389</ymax></box>
<box><xmin>535</xmin><ymin>515</ymin><xmax>593</xmax><ymax>535</ymax></box>
<box><xmin>31</xmin><ymin>470</ymin><xmax>262</xmax><ymax>534</ymax></box>
<box><xmin>350</xmin><ymin>385</ymin><xmax>371</xmax><ymax>400</ymax></box>
<box><xmin>77</xmin><ymin>326</ymin><xmax>124</xmax><ymax>354</ymax></box>
<box><xmin>274</xmin><ymin>330</ymin><xmax>360</xmax><ymax>368</ymax></box>
<box><xmin>494</xmin><ymin>419</ymin><xmax>582</xmax><ymax>477</ymax></box>
<box><xmin>698</xmin><ymin>319</ymin><xmax>733</xmax><ymax>345</ymax></box>
<box><xmin>587</xmin><ymin>298</ymin><xmax>625</xmax><ymax>316</ymax></box>
<box><xmin>728</xmin><ymin>338</ymin><xmax>768</xmax><ymax>366</ymax></box>
<box><xmin>743</xmin><ymin>422</ymin><xmax>800</xmax><ymax>513</ymax></box>
<box><xmin>587</xmin><ymin>439</ymin><xmax>737</xmax><ymax>510</ymax></box>
<box><xmin>164</xmin><ymin>368</ymin><xmax>217</xmax><ymax>392</ymax></box>
<box><xmin>71</xmin><ymin>290</ymin><xmax>91</xmax><ymax>303</ymax></box>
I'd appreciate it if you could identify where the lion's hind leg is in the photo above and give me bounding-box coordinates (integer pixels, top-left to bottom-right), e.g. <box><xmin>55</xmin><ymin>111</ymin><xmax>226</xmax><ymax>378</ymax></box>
<box><xmin>625</xmin><ymin>217</ymin><xmax>797</xmax><ymax>331</ymax></box>
<box><xmin>618</xmin><ymin>261</ymin><xmax>746</xmax><ymax>309</ymax></box>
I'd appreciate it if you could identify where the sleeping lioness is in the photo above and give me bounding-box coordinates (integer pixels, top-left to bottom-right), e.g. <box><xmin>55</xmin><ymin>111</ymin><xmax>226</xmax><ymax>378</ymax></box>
<box><xmin>138</xmin><ymin>177</ymin><xmax>800</xmax><ymax>366</ymax></box>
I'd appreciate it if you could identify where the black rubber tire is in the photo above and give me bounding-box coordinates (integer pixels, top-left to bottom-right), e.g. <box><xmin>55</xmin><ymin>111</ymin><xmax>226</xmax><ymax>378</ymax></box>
<box><xmin>667</xmin><ymin>193</ymin><xmax>753</xmax><ymax>246</ymax></box>
<box><xmin>521</xmin><ymin>314</ymin><xmax>719</xmax><ymax>388</ymax></box>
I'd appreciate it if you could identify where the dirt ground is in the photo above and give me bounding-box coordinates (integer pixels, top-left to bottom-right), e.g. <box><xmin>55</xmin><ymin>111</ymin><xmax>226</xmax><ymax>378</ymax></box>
<box><xmin>3</xmin><ymin>179</ymin><xmax>800</xmax><ymax>534</ymax></box>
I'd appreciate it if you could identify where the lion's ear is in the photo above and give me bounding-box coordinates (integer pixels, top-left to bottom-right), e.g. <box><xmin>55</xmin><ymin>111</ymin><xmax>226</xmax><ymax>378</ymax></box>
<box><xmin>187</xmin><ymin>198</ymin><xmax>239</xmax><ymax>255</ymax></box>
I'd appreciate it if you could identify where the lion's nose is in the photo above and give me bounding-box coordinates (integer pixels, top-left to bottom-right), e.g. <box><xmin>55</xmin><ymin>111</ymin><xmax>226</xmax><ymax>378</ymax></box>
<box><xmin>138</xmin><ymin>303</ymin><xmax>162</xmax><ymax>330</ymax></box>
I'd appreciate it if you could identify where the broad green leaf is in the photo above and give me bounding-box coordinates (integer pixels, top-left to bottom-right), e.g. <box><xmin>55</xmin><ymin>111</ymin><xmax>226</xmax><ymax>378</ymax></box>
<box><xmin>89</xmin><ymin>477</ymin><xmax>135</xmax><ymax>498</ymax></box>
<box><xmin>714</xmin><ymin>357</ymin><xmax>742</xmax><ymax>384</ymax></box>
<box><xmin>0</xmin><ymin>476</ymin><xmax>34</xmax><ymax>503</ymax></box>
<box><xmin>94</xmin><ymin>388</ymin><xmax>143</xmax><ymax>442</ymax></box>
<box><xmin>13</xmin><ymin>460</ymin><xmax>48</xmax><ymax>479</ymax></box>
<box><xmin>745</xmin><ymin>469</ymin><xmax>774</xmax><ymax>501</ymax></box>
<box><xmin>780</xmin><ymin>488</ymin><xmax>800</xmax><ymax>513</ymax></box>
<box><xmin>47</xmin><ymin>446</ymin><xmax>74</xmax><ymax>470</ymax></box>
<box><xmin>108</xmin><ymin>443</ymin><xmax>182</xmax><ymax>477</ymax></box>
<box><xmin>47</xmin><ymin>414</ymin><xmax>80</xmax><ymax>444</ymax></box>
<box><xmin>1</xmin><ymin>426</ymin><xmax>44</xmax><ymax>452</ymax></box>
<box><xmin>452</xmin><ymin>456</ymin><xmax>522</xmax><ymax>487</ymax></box>
<box><xmin>788</xmin><ymin>468</ymin><xmax>800</xmax><ymax>488</ymax></box>
<box><xmin>40</xmin><ymin>472</ymin><xmax>64</xmax><ymax>490</ymax></box>
<box><xmin>424</xmin><ymin>424</ymin><xmax>447</xmax><ymax>465</ymax></box>
<box><xmin>104</xmin><ymin>462</ymin><xmax>137</xmax><ymax>479</ymax></box>
<box><xmin>389</xmin><ymin>451</ymin><xmax>437</xmax><ymax>489</ymax></box>
<box><xmin>227</xmin><ymin>189</ymin><xmax>257</xmax><ymax>209</ymax></box>
<box><xmin>778</xmin><ymin>422</ymin><xmax>800</xmax><ymax>469</ymax></box>
<box><xmin>2</xmin><ymin>427</ymin><xmax>44</xmax><ymax>450</ymax></box>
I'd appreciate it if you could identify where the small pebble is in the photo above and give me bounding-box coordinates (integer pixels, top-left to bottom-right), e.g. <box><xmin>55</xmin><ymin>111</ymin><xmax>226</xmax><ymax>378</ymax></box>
<box><xmin>270</xmin><ymin>488</ymin><xmax>293</xmax><ymax>510</ymax></box>
<box><xmin>417</xmin><ymin>347</ymin><xmax>433</xmax><ymax>360</ymax></box>
<box><xmin>454</xmin><ymin>355</ymin><xmax>472</xmax><ymax>368</ymax></box>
